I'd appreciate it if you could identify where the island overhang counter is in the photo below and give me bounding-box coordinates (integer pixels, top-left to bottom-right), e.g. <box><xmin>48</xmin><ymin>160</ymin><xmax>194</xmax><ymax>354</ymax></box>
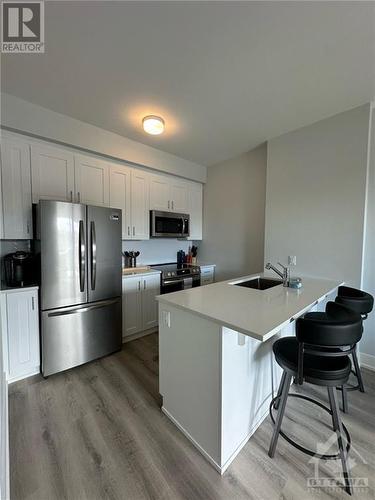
<box><xmin>156</xmin><ymin>273</ymin><xmax>343</xmax><ymax>474</ymax></box>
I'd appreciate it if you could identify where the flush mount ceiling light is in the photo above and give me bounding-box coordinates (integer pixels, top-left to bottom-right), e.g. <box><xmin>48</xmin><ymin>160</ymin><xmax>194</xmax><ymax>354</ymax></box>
<box><xmin>142</xmin><ymin>115</ymin><xmax>165</xmax><ymax>135</ymax></box>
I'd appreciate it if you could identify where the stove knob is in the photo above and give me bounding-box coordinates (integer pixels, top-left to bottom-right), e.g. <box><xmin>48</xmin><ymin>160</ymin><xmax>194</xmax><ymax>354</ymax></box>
<box><xmin>167</xmin><ymin>272</ymin><xmax>171</xmax><ymax>277</ymax></box>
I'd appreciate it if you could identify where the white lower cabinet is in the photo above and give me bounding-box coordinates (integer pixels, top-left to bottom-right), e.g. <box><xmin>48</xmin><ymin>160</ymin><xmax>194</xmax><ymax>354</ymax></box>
<box><xmin>122</xmin><ymin>274</ymin><xmax>160</xmax><ymax>339</ymax></box>
<box><xmin>2</xmin><ymin>289</ymin><xmax>40</xmax><ymax>382</ymax></box>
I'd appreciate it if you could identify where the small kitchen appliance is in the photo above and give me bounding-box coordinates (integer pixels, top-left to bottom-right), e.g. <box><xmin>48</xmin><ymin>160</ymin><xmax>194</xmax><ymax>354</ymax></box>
<box><xmin>4</xmin><ymin>251</ymin><xmax>35</xmax><ymax>287</ymax></box>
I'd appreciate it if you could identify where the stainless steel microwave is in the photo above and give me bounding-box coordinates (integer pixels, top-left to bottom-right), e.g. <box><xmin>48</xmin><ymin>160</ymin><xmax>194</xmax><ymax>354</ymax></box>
<box><xmin>150</xmin><ymin>210</ymin><xmax>190</xmax><ymax>238</ymax></box>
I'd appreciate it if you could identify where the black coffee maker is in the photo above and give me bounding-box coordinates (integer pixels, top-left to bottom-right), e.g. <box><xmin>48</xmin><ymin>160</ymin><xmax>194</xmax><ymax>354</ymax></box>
<box><xmin>4</xmin><ymin>251</ymin><xmax>34</xmax><ymax>287</ymax></box>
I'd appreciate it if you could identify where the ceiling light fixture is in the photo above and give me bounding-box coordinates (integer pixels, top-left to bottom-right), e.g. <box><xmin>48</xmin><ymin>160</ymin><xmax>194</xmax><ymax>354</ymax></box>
<box><xmin>142</xmin><ymin>115</ymin><xmax>165</xmax><ymax>135</ymax></box>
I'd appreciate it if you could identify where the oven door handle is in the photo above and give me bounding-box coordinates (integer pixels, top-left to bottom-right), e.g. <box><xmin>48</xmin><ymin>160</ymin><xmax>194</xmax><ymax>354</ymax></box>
<box><xmin>163</xmin><ymin>279</ymin><xmax>183</xmax><ymax>286</ymax></box>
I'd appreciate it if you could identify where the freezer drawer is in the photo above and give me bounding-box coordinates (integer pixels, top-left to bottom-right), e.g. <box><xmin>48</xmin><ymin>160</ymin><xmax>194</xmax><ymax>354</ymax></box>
<box><xmin>41</xmin><ymin>297</ymin><xmax>122</xmax><ymax>376</ymax></box>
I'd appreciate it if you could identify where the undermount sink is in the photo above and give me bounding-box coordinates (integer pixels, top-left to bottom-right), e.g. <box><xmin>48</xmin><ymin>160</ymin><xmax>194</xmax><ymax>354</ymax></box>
<box><xmin>233</xmin><ymin>277</ymin><xmax>282</xmax><ymax>290</ymax></box>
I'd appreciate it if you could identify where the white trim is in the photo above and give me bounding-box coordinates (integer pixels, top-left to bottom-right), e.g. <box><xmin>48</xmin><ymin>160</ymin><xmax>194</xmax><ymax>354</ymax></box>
<box><xmin>360</xmin><ymin>104</ymin><xmax>373</xmax><ymax>288</ymax></box>
<box><xmin>7</xmin><ymin>367</ymin><xmax>40</xmax><ymax>384</ymax></box>
<box><xmin>162</xmin><ymin>405</ymin><xmax>269</xmax><ymax>475</ymax></box>
<box><xmin>359</xmin><ymin>352</ymin><xmax>375</xmax><ymax>372</ymax></box>
<box><xmin>122</xmin><ymin>327</ymin><xmax>157</xmax><ymax>344</ymax></box>
<box><xmin>161</xmin><ymin>406</ymin><xmax>223</xmax><ymax>474</ymax></box>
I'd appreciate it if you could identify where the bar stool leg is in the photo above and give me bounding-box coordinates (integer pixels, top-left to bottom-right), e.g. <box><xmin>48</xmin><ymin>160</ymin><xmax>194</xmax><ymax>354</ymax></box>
<box><xmin>328</xmin><ymin>387</ymin><xmax>353</xmax><ymax>495</ymax></box>
<box><xmin>352</xmin><ymin>348</ymin><xmax>365</xmax><ymax>393</ymax></box>
<box><xmin>341</xmin><ymin>386</ymin><xmax>349</xmax><ymax>414</ymax></box>
<box><xmin>274</xmin><ymin>371</ymin><xmax>287</xmax><ymax>410</ymax></box>
<box><xmin>268</xmin><ymin>372</ymin><xmax>292</xmax><ymax>458</ymax></box>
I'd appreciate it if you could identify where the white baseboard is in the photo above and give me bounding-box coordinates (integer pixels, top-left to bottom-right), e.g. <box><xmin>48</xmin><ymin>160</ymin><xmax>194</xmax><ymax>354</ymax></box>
<box><xmin>122</xmin><ymin>327</ymin><xmax>158</xmax><ymax>344</ymax></box>
<box><xmin>161</xmin><ymin>405</ymin><xmax>269</xmax><ymax>475</ymax></box>
<box><xmin>161</xmin><ymin>406</ymin><xmax>223</xmax><ymax>474</ymax></box>
<box><xmin>359</xmin><ymin>352</ymin><xmax>375</xmax><ymax>372</ymax></box>
<box><xmin>7</xmin><ymin>367</ymin><xmax>40</xmax><ymax>384</ymax></box>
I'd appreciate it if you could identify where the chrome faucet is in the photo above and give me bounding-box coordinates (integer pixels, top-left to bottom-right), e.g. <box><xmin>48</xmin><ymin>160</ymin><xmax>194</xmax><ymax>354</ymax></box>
<box><xmin>265</xmin><ymin>262</ymin><xmax>290</xmax><ymax>287</ymax></box>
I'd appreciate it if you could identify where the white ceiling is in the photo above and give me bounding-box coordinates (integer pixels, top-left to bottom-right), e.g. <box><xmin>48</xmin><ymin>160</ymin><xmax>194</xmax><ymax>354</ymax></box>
<box><xmin>2</xmin><ymin>1</ymin><xmax>374</xmax><ymax>166</ymax></box>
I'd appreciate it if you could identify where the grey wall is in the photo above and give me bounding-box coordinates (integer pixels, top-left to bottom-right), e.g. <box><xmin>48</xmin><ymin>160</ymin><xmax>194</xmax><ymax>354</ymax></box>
<box><xmin>265</xmin><ymin>104</ymin><xmax>370</xmax><ymax>288</ymax></box>
<box><xmin>1</xmin><ymin>93</ymin><xmax>206</xmax><ymax>182</ymax></box>
<box><xmin>199</xmin><ymin>144</ymin><xmax>267</xmax><ymax>281</ymax></box>
<box><xmin>361</xmin><ymin>107</ymin><xmax>375</xmax><ymax>362</ymax></box>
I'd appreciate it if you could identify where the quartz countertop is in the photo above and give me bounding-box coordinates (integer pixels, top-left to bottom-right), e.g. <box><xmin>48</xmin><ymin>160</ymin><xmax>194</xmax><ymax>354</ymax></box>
<box><xmin>156</xmin><ymin>273</ymin><xmax>343</xmax><ymax>341</ymax></box>
<box><xmin>0</xmin><ymin>284</ymin><xmax>39</xmax><ymax>294</ymax></box>
<box><xmin>123</xmin><ymin>268</ymin><xmax>161</xmax><ymax>278</ymax></box>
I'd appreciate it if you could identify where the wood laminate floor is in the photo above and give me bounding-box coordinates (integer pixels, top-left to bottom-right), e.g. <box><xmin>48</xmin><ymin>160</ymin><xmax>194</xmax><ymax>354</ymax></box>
<box><xmin>9</xmin><ymin>333</ymin><xmax>375</xmax><ymax>500</ymax></box>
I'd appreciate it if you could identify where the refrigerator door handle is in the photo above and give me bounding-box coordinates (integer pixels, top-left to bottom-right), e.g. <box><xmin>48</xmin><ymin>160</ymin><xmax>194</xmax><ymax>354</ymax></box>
<box><xmin>79</xmin><ymin>220</ymin><xmax>86</xmax><ymax>292</ymax></box>
<box><xmin>90</xmin><ymin>221</ymin><xmax>97</xmax><ymax>290</ymax></box>
<box><xmin>47</xmin><ymin>298</ymin><xmax>119</xmax><ymax>317</ymax></box>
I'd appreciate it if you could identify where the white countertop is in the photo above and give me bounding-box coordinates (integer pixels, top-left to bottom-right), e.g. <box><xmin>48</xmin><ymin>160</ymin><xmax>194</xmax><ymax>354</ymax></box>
<box><xmin>157</xmin><ymin>273</ymin><xmax>343</xmax><ymax>341</ymax></box>
<box><xmin>123</xmin><ymin>268</ymin><xmax>161</xmax><ymax>278</ymax></box>
<box><xmin>0</xmin><ymin>285</ymin><xmax>39</xmax><ymax>294</ymax></box>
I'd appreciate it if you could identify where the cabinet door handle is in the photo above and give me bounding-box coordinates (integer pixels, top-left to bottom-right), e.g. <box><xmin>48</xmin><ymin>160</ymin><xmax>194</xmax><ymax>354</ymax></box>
<box><xmin>138</xmin><ymin>281</ymin><xmax>141</xmax><ymax>291</ymax></box>
<box><xmin>77</xmin><ymin>191</ymin><xmax>81</xmax><ymax>203</ymax></box>
<box><xmin>32</xmin><ymin>296</ymin><xmax>35</xmax><ymax>310</ymax></box>
<box><xmin>144</xmin><ymin>280</ymin><xmax>146</xmax><ymax>290</ymax></box>
<box><xmin>168</xmin><ymin>200</ymin><xmax>170</xmax><ymax>209</ymax></box>
<box><xmin>133</xmin><ymin>226</ymin><xmax>135</xmax><ymax>236</ymax></box>
<box><xmin>128</xmin><ymin>226</ymin><xmax>130</xmax><ymax>236</ymax></box>
<box><xmin>171</xmin><ymin>200</ymin><xmax>174</xmax><ymax>210</ymax></box>
<box><xmin>70</xmin><ymin>190</ymin><xmax>73</xmax><ymax>203</ymax></box>
<box><xmin>27</xmin><ymin>221</ymin><xmax>30</xmax><ymax>235</ymax></box>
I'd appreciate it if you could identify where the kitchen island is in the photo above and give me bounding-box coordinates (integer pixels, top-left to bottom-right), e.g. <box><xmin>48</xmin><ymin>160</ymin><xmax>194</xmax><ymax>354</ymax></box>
<box><xmin>157</xmin><ymin>273</ymin><xmax>342</xmax><ymax>474</ymax></box>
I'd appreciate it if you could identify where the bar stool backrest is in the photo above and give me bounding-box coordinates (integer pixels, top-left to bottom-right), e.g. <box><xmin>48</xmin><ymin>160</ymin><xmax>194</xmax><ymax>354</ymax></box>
<box><xmin>295</xmin><ymin>302</ymin><xmax>363</xmax><ymax>384</ymax></box>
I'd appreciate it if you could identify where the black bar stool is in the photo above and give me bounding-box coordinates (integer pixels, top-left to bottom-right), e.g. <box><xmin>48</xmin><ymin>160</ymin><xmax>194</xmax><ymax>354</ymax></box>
<box><xmin>335</xmin><ymin>286</ymin><xmax>374</xmax><ymax>401</ymax></box>
<box><xmin>268</xmin><ymin>302</ymin><xmax>363</xmax><ymax>495</ymax></box>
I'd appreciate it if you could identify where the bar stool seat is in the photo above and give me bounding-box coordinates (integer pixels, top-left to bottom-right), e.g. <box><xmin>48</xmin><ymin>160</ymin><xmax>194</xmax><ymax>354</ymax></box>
<box><xmin>274</xmin><ymin>337</ymin><xmax>351</xmax><ymax>384</ymax></box>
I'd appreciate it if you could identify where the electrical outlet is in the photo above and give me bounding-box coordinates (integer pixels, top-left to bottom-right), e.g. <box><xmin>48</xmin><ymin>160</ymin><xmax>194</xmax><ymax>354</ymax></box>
<box><xmin>288</xmin><ymin>255</ymin><xmax>297</xmax><ymax>266</ymax></box>
<box><xmin>162</xmin><ymin>310</ymin><xmax>171</xmax><ymax>328</ymax></box>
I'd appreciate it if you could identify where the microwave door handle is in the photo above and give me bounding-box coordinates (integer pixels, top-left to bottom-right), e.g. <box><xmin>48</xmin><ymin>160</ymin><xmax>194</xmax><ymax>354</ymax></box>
<box><xmin>79</xmin><ymin>220</ymin><xmax>85</xmax><ymax>292</ymax></box>
<box><xmin>181</xmin><ymin>217</ymin><xmax>185</xmax><ymax>237</ymax></box>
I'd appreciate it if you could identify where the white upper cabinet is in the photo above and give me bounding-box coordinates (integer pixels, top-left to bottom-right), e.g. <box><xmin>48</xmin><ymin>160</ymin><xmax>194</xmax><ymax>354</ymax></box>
<box><xmin>170</xmin><ymin>180</ymin><xmax>189</xmax><ymax>213</ymax></box>
<box><xmin>130</xmin><ymin>170</ymin><xmax>149</xmax><ymax>240</ymax></box>
<box><xmin>74</xmin><ymin>154</ymin><xmax>109</xmax><ymax>206</ymax></box>
<box><xmin>149</xmin><ymin>175</ymin><xmax>171</xmax><ymax>211</ymax></box>
<box><xmin>31</xmin><ymin>144</ymin><xmax>75</xmax><ymax>203</ymax></box>
<box><xmin>188</xmin><ymin>182</ymin><xmax>203</xmax><ymax>240</ymax></box>
<box><xmin>0</xmin><ymin>138</ymin><xmax>32</xmax><ymax>239</ymax></box>
<box><xmin>110</xmin><ymin>165</ymin><xmax>149</xmax><ymax>240</ymax></box>
<box><xmin>109</xmin><ymin>164</ymin><xmax>132</xmax><ymax>239</ymax></box>
<box><xmin>149</xmin><ymin>173</ymin><xmax>189</xmax><ymax>213</ymax></box>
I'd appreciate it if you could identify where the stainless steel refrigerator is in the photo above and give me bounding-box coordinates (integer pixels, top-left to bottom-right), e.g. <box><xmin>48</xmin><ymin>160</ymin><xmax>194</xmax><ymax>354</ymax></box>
<box><xmin>36</xmin><ymin>200</ymin><xmax>122</xmax><ymax>377</ymax></box>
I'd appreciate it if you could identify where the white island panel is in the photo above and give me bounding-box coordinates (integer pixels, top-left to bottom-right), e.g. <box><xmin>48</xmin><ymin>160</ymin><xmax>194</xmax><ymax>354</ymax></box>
<box><xmin>159</xmin><ymin>304</ymin><xmax>222</xmax><ymax>469</ymax></box>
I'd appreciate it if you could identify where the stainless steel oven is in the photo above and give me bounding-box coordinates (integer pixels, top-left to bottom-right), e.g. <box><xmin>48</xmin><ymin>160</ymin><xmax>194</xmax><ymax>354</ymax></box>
<box><xmin>150</xmin><ymin>211</ymin><xmax>190</xmax><ymax>238</ymax></box>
